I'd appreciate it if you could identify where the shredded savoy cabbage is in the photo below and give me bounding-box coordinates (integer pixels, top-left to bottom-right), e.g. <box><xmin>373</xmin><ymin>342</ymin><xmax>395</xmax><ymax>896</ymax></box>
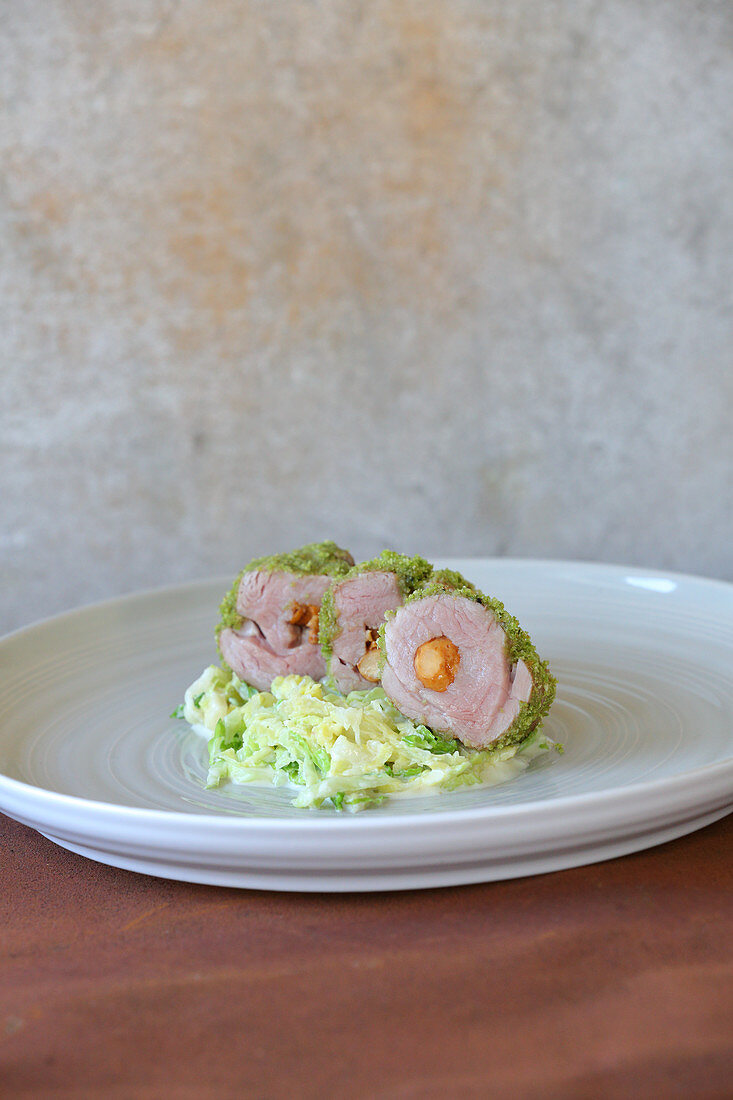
<box><xmin>178</xmin><ymin>666</ymin><xmax>558</xmax><ymax>812</ymax></box>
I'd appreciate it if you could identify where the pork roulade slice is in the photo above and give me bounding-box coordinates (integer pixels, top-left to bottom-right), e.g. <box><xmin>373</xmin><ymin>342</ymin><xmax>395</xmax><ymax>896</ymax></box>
<box><xmin>217</xmin><ymin>541</ymin><xmax>354</xmax><ymax>691</ymax></box>
<box><xmin>319</xmin><ymin>552</ymin><xmax>433</xmax><ymax>692</ymax></box>
<box><xmin>380</xmin><ymin>580</ymin><xmax>556</xmax><ymax>750</ymax></box>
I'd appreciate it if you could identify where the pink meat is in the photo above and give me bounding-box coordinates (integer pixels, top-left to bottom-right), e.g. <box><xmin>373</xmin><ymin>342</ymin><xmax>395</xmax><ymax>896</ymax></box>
<box><xmin>380</xmin><ymin>594</ymin><xmax>534</xmax><ymax>749</ymax></box>
<box><xmin>328</xmin><ymin>570</ymin><xmax>405</xmax><ymax>692</ymax></box>
<box><xmin>219</xmin><ymin>570</ymin><xmax>332</xmax><ymax>690</ymax></box>
<box><xmin>219</xmin><ymin>624</ymin><xmax>326</xmax><ymax>691</ymax></box>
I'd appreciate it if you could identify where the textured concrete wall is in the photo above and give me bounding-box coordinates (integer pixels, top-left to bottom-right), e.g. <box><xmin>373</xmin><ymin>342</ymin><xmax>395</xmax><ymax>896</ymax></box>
<box><xmin>2</xmin><ymin>1</ymin><xmax>732</xmax><ymax>632</ymax></box>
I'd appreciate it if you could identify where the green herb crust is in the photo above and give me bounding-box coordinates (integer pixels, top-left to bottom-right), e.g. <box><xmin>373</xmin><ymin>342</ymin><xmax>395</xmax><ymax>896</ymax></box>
<box><xmin>246</xmin><ymin>540</ymin><xmax>354</xmax><ymax>577</ymax></box>
<box><xmin>427</xmin><ymin>567</ymin><xmax>476</xmax><ymax>593</ymax></box>
<box><xmin>383</xmin><ymin>576</ymin><xmax>557</xmax><ymax>752</ymax></box>
<box><xmin>216</xmin><ymin>540</ymin><xmax>354</xmax><ymax>658</ymax></box>
<box><xmin>318</xmin><ymin>551</ymin><xmax>434</xmax><ymax>662</ymax></box>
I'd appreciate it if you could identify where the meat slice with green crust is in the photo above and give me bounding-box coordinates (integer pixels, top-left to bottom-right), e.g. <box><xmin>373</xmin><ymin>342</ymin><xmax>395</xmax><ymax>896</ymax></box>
<box><xmin>319</xmin><ymin>552</ymin><xmax>434</xmax><ymax>692</ymax></box>
<box><xmin>379</xmin><ymin>579</ymin><xmax>556</xmax><ymax>750</ymax></box>
<box><xmin>217</xmin><ymin>541</ymin><xmax>354</xmax><ymax>691</ymax></box>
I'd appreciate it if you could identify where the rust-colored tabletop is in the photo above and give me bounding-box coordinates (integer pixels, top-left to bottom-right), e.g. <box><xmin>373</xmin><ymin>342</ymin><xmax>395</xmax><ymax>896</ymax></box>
<box><xmin>2</xmin><ymin>811</ymin><xmax>732</xmax><ymax>1099</ymax></box>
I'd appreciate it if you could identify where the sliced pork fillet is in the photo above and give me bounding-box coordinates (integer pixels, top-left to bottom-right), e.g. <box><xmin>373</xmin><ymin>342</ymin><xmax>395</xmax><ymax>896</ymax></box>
<box><xmin>380</xmin><ymin>583</ymin><xmax>556</xmax><ymax>750</ymax></box>
<box><xmin>216</xmin><ymin>541</ymin><xmax>354</xmax><ymax>691</ymax></box>
<box><xmin>319</xmin><ymin>552</ymin><xmax>433</xmax><ymax>692</ymax></box>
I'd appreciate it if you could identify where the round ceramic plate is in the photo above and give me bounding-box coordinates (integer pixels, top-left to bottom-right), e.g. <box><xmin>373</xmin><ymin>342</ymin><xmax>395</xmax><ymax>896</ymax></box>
<box><xmin>1</xmin><ymin>560</ymin><xmax>731</xmax><ymax>891</ymax></box>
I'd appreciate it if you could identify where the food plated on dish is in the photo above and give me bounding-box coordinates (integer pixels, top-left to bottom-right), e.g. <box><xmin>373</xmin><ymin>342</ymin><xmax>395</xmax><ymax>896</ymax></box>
<box><xmin>177</xmin><ymin>541</ymin><xmax>559</xmax><ymax>810</ymax></box>
<box><xmin>2</xmin><ymin>558</ymin><xmax>731</xmax><ymax>887</ymax></box>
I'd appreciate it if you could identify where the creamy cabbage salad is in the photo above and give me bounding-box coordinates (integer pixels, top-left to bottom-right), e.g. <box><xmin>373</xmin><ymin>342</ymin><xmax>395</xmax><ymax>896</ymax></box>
<box><xmin>178</xmin><ymin>665</ymin><xmax>558</xmax><ymax>811</ymax></box>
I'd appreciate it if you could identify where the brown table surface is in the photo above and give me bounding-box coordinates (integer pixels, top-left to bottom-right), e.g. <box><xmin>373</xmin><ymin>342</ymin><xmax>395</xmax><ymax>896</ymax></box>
<box><xmin>2</xmin><ymin>811</ymin><xmax>732</xmax><ymax>1099</ymax></box>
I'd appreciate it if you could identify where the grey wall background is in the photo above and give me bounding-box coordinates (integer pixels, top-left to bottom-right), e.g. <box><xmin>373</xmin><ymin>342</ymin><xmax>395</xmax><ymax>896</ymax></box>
<box><xmin>2</xmin><ymin>0</ymin><xmax>732</xmax><ymax>633</ymax></box>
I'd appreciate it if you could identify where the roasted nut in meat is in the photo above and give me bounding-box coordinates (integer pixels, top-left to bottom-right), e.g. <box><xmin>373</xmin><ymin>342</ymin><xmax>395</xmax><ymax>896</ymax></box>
<box><xmin>413</xmin><ymin>636</ymin><xmax>460</xmax><ymax>692</ymax></box>
<box><xmin>356</xmin><ymin>628</ymin><xmax>381</xmax><ymax>682</ymax></box>
<box><xmin>288</xmin><ymin>602</ymin><xmax>321</xmax><ymax>644</ymax></box>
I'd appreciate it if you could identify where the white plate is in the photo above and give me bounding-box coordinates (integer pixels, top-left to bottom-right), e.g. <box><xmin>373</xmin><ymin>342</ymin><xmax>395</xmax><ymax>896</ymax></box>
<box><xmin>1</xmin><ymin>560</ymin><xmax>732</xmax><ymax>891</ymax></box>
